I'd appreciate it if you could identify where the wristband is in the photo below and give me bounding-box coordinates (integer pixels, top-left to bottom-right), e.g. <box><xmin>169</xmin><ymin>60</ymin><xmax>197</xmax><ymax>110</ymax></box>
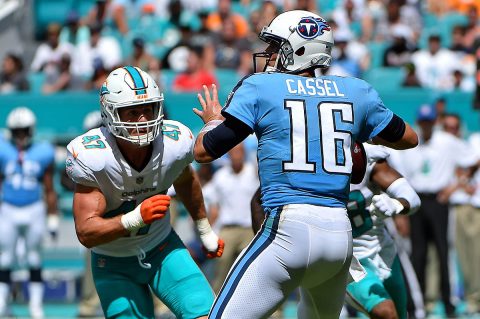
<box><xmin>120</xmin><ymin>204</ymin><xmax>145</xmax><ymax>231</ymax></box>
<box><xmin>386</xmin><ymin>177</ymin><xmax>421</xmax><ymax>214</ymax></box>
<box><xmin>199</xmin><ymin>120</ymin><xmax>223</xmax><ymax>134</ymax></box>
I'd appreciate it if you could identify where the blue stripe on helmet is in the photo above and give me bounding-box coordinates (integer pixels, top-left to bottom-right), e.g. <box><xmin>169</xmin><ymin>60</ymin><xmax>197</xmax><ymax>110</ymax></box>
<box><xmin>123</xmin><ymin>66</ymin><xmax>147</xmax><ymax>95</ymax></box>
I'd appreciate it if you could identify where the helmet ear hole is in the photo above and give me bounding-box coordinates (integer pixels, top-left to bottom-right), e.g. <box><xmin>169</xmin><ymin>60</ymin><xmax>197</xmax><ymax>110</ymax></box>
<box><xmin>295</xmin><ymin>46</ymin><xmax>305</xmax><ymax>56</ymax></box>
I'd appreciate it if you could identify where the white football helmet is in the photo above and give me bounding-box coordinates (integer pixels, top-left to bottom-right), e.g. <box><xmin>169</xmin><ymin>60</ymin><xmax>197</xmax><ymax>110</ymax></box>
<box><xmin>254</xmin><ymin>10</ymin><xmax>334</xmax><ymax>73</ymax></box>
<box><xmin>100</xmin><ymin>66</ymin><xmax>164</xmax><ymax>146</ymax></box>
<box><xmin>6</xmin><ymin>106</ymin><xmax>36</xmax><ymax>147</ymax></box>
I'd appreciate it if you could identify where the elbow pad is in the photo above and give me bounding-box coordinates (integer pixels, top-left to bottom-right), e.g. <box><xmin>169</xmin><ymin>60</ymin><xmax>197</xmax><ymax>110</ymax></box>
<box><xmin>385</xmin><ymin>177</ymin><xmax>421</xmax><ymax>214</ymax></box>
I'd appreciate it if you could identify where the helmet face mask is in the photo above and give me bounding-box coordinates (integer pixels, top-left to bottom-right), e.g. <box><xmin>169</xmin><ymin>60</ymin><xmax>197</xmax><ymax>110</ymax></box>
<box><xmin>254</xmin><ymin>10</ymin><xmax>334</xmax><ymax>74</ymax></box>
<box><xmin>100</xmin><ymin>66</ymin><xmax>164</xmax><ymax>147</ymax></box>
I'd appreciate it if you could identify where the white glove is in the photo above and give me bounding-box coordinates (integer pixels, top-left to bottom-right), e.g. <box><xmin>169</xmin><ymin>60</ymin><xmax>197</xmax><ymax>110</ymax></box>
<box><xmin>47</xmin><ymin>214</ymin><xmax>60</xmax><ymax>241</ymax></box>
<box><xmin>195</xmin><ymin>218</ymin><xmax>224</xmax><ymax>258</ymax></box>
<box><xmin>369</xmin><ymin>194</ymin><xmax>404</xmax><ymax>218</ymax></box>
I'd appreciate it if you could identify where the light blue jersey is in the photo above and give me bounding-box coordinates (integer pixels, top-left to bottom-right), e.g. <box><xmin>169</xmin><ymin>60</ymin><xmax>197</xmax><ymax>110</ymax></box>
<box><xmin>0</xmin><ymin>139</ymin><xmax>55</xmax><ymax>206</ymax></box>
<box><xmin>222</xmin><ymin>73</ymin><xmax>393</xmax><ymax>208</ymax></box>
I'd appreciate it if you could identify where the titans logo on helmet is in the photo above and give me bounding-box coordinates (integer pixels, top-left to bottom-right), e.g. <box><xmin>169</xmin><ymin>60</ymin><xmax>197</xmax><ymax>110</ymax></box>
<box><xmin>296</xmin><ymin>17</ymin><xmax>331</xmax><ymax>39</ymax></box>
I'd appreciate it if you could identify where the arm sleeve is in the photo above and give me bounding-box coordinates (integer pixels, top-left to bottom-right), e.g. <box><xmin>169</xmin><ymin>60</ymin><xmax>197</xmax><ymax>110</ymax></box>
<box><xmin>376</xmin><ymin>114</ymin><xmax>406</xmax><ymax>143</ymax></box>
<box><xmin>357</xmin><ymin>84</ymin><xmax>394</xmax><ymax>142</ymax></box>
<box><xmin>203</xmin><ymin>115</ymin><xmax>253</xmax><ymax>159</ymax></box>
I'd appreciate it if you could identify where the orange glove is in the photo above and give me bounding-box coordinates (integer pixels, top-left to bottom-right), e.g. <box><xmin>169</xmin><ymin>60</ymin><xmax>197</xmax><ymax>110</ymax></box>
<box><xmin>203</xmin><ymin>239</ymin><xmax>225</xmax><ymax>259</ymax></box>
<box><xmin>121</xmin><ymin>195</ymin><xmax>171</xmax><ymax>231</ymax></box>
<box><xmin>140</xmin><ymin>194</ymin><xmax>171</xmax><ymax>224</ymax></box>
<box><xmin>195</xmin><ymin>218</ymin><xmax>224</xmax><ymax>259</ymax></box>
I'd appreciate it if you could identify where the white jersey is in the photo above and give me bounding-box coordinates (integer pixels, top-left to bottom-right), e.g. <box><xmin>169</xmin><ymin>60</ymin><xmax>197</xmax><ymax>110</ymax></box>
<box><xmin>66</xmin><ymin>121</ymin><xmax>194</xmax><ymax>257</ymax></box>
<box><xmin>350</xmin><ymin>144</ymin><xmax>396</xmax><ymax>271</ymax></box>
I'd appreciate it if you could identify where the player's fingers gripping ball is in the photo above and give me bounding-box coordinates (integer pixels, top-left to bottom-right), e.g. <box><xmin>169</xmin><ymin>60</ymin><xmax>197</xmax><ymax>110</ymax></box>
<box><xmin>140</xmin><ymin>194</ymin><xmax>171</xmax><ymax>224</ymax></box>
<box><xmin>121</xmin><ymin>195</ymin><xmax>171</xmax><ymax>231</ymax></box>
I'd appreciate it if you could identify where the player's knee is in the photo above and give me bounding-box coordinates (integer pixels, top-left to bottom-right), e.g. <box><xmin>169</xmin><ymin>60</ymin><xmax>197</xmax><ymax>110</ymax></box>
<box><xmin>370</xmin><ymin>300</ymin><xmax>398</xmax><ymax>319</ymax></box>
<box><xmin>177</xmin><ymin>291</ymin><xmax>213</xmax><ymax>318</ymax></box>
<box><xmin>106</xmin><ymin>298</ymin><xmax>136</xmax><ymax>319</ymax></box>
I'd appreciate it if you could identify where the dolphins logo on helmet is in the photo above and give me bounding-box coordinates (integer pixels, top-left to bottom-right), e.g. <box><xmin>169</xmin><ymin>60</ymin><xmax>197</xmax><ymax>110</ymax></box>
<box><xmin>296</xmin><ymin>17</ymin><xmax>331</xmax><ymax>39</ymax></box>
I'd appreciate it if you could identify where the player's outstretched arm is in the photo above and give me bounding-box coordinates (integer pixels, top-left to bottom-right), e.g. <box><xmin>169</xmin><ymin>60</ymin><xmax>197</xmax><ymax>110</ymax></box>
<box><xmin>372</xmin><ymin>121</ymin><xmax>418</xmax><ymax>150</ymax></box>
<box><xmin>173</xmin><ymin>165</ymin><xmax>224</xmax><ymax>258</ymax></box>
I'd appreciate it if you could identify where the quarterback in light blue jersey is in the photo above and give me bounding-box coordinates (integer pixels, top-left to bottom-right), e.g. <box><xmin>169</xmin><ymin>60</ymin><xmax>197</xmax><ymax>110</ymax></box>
<box><xmin>0</xmin><ymin>107</ymin><xmax>59</xmax><ymax>318</ymax></box>
<box><xmin>193</xmin><ymin>10</ymin><xmax>418</xmax><ymax>319</ymax></box>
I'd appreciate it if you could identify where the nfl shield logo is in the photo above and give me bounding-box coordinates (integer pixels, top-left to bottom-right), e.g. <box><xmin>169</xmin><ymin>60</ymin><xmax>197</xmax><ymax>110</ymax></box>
<box><xmin>136</xmin><ymin>176</ymin><xmax>144</xmax><ymax>184</ymax></box>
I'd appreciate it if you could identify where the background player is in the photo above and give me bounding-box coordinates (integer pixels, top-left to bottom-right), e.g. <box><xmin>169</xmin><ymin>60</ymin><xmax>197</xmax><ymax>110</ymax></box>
<box><xmin>66</xmin><ymin>66</ymin><xmax>223</xmax><ymax>319</ymax></box>
<box><xmin>193</xmin><ymin>10</ymin><xmax>418</xmax><ymax>319</ymax></box>
<box><xmin>345</xmin><ymin>143</ymin><xmax>420</xmax><ymax>319</ymax></box>
<box><xmin>0</xmin><ymin>107</ymin><xmax>59</xmax><ymax>318</ymax></box>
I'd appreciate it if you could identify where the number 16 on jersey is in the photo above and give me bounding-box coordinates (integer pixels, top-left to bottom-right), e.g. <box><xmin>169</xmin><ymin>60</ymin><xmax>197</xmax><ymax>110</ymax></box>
<box><xmin>283</xmin><ymin>100</ymin><xmax>353</xmax><ymax>175</ymax></box>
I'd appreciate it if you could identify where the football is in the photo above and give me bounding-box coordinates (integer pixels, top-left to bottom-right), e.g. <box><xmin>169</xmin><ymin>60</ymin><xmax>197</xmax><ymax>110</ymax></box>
<box><xmin>351</xmin><ymin>141</ymin><xmax>367</xmax><ymax>184</ymax></box>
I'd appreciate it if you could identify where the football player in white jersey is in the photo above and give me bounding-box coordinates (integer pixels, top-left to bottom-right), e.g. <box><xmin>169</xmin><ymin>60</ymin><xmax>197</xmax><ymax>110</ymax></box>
<box><xmin>66</xmin><ymin>66</ymin><xmax>224</xmax><ymax>319</ymax></box>
<box><xmin>345</xmin><ymin>143</ymin><xmax>420</xmax><ymax>319</ymax></box>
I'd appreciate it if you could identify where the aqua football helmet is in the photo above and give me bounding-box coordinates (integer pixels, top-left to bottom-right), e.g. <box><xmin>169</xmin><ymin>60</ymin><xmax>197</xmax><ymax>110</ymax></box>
<box><xmin>254</xmin><ymin>10</ymin><xmax>334</xmax><ymax>73</ymax></box>
<box><xmin>100</xmin><ymin>66</ymin><xmax>164</xmax><ymax>146</ymax></box>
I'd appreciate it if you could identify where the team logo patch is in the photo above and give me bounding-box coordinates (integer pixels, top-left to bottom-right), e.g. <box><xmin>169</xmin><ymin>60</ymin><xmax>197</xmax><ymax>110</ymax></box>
<box><xmin>296</xmin><ymin>17</ymin><xmax>331</xmax><ymax>39</ymax></box>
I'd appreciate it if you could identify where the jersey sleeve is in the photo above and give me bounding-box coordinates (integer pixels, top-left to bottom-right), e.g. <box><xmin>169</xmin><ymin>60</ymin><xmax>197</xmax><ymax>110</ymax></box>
<box><xmin>65</xmin><ymin>141</ymin><xmax>99</xmax><ymax>188</ymax></box>
<box><xmin>221</xmin><ymin>75</ymin><xmax>258</xmax><ymax>130</ymax></box>
<box><xmin>357</xmin><ymin>84</ymin><xmax>394</xmax><ymax>142</ymax></box>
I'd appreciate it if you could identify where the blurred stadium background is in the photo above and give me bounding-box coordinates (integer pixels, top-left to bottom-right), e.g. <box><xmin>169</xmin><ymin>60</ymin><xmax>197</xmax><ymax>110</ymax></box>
<box><xmin>0</xmin><ymin>0</ymin><xmax>479</xmax><ymax>318</ymax></box>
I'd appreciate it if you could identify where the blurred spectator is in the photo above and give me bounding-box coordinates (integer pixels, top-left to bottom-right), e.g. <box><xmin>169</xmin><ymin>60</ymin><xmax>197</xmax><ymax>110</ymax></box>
<box><xmin>383</xmin><ymin>25</ymin><xmax>418</xmax><ymax>67</ymax></box>
<box><xmin>172</xmin><ymin>46</ymin><xmax>217</xmax><ymax>92</ymax></box>
<box><xmin>328</xmin><ymin>32</ymin><xmax>362</xmax><ymax>78</ymax></box>
<box><xmin>42</xmin><ymin>54</ymin><xmax>82</xmax><ymax>94</ymax></box>
<box><xmin>206</xmin><ymin>0</ymin><xmax>249</xmax><ymax>38</ymax></box>
<box><xmin>76</xmin><ymin>23</ymin><xmax>122</xmax><ymax>77</ymax></box>
<box><xmin>211</xmin><ymin>17</ymin><xmax>252</xmax><ymax>75</ymax></box>
<box><xmin>59</xmin><ymin>11</ymin><xmax>90</xmax><ymax>46</ymax></box>
<box><xmin>294</xmin><ymin>0</ymin><xmax>318</xmax><ymax>12</ymax></box>
<box><xmin>375</xmin><ymin>0</ymin><xmax>418</xmax><ymax>43</ymax></box>
<box><xmin>411</xmin><ymin>35</ymin><xmax>457</xmax><ymax>91</ymax></box>
<box><xmin>0</xmin><ymin>53</ymin><xmax>29</xmax><ymax>93</ymax></box>
<box><xmin>361</xmin><ymin>0</ymin><xmax>386</xmax><ymax>42</ymax></box>
<box><xmin>448</xmin><ymin>0</ymin><xmax>480</xmax><ymax>15</ymax></box>
<box><xmin>399</xmin><ymin>104</ymin><xmax>478</xmax><ymax>317</ymax></box>
<box><xmin>331</xmin><ymin>0</ymin><xmax>366</xmax><ymax>40</ymax></box>
<box><xmin>451</xmin><ymin>125</ymin><xmax>480</xmax><ymax>315</ymax></box>
<box><xmin>402</xmin><ymin>62</ymin><xmax>421</xmax><ymax>87</ymax></box>
<box><xmin>207</xmin><ymin>143</ymin><xmax>259</xmax><ymax>293</ymax></box>
<box><xmin>30</xmin><ymin>23</ymin><xmax>74</xmax><ymax>73</ymax></box>
<box><xmin>462</xmin><ymin>5</ymin><xmax>480</xmax><ymax>51</ymax></box>
<box><xmin>111</xmin><ymin>0</ymin><xmax>154</xmax><ymax>34</ymax></box>
<box><xmin>450</xmin><ymin>25</ymin><xmax>470</xmax><ymax>54</ymax></box>
<box><xmin>453</xmin><ymin>68</ymin><xmax>476</xmax><ymax>91</ymax></box>
<box><xmin>85</xmin><ymin>58</ymin><xmax>110</xmax><ymax>91</ymax></box>
<box><xmin>84</xmin><ymin>0</ymin><xmax>113</xmax><ymax>27</ymax></box>
<box><xmin>434</xmin><ymin>97</ymin><xmax>447</xmax><ymax>126</ymax></box>
<box><xmin>125</xmin><ymin>37</ymin><xmax>159</xmax><ymax>72</ymax></box>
